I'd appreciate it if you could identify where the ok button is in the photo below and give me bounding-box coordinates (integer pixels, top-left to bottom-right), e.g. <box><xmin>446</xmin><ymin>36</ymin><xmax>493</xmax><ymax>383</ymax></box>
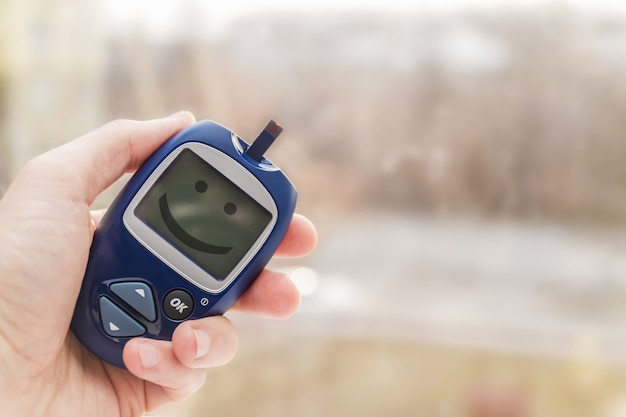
<box><xmin>163</xmin><ymin>289</ymin><xmax>194</xmax><ymax>321</ymax></box>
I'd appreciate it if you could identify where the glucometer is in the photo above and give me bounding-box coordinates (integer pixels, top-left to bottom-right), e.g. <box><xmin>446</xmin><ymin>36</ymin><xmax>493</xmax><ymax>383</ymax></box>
<box><xmin>71</xmin><ymin>120</ymin><xmax>296</xmax><ymax>368</ymax></box>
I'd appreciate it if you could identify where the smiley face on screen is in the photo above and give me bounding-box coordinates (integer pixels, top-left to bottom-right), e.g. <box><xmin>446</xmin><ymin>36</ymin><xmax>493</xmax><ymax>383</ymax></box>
<box><xmin>135</xmin><ymin>148</ymin><xmax>272</xmax><ymax>280</ymax></box>
<box><xmin>158</xmin><ymin>180</ymin><xmax>235</xmax><ymax>255</ymax></box>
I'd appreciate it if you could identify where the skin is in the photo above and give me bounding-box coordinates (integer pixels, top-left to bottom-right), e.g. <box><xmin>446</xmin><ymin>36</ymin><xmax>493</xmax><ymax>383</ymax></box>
<box><xmin>0</xmin><ymin>112</ymin><xmax>318</xmax><ymax>417</ymax></box>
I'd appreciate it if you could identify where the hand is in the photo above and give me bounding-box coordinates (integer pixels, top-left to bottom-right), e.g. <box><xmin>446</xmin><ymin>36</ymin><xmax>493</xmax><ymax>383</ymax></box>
<box><xmin>0</xmin><ymin>112</ymin><xmax>317</xmax><ymax>417</ymax></box>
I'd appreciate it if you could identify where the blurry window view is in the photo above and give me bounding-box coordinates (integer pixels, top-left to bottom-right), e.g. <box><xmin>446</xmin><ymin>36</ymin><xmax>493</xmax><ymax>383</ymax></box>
<box><xmin>3</xmin><ymin>1</ymin><xmax>626</xmax><ymax>416</ymax></box>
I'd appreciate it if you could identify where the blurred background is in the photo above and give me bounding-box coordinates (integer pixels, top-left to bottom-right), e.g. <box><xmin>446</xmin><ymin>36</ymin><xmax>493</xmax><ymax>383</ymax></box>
<box><xmin>2</xmin><ymin>0</ymin><xmax>626</xmax><ymax>415</ymax></box>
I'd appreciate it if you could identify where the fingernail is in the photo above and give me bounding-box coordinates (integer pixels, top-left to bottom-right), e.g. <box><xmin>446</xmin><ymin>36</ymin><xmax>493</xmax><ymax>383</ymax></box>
<box><xmin>193</xmin><ymin>329</ymin><xmax>211</xmax><ymax>359</ymax></box>
<box><xmin>138</xmin><ymin>343</ymin><xmax>160</xmax><ymax>368</ymax></box>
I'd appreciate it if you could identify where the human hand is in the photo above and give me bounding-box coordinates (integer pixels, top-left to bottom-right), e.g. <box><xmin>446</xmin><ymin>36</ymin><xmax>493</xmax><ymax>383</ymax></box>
<box><xmin>0</xmin><ymin>112</ymin><xmax>317</xmax><ymax>417</ymax></box>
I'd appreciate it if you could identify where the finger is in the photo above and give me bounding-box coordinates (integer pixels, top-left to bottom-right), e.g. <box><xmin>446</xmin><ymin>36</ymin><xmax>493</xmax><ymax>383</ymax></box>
<box><xmin>30</xmin><ymin>112</ymin><xmax>196</xmax><ymax>205</ymax></box>
<box><xmin>274</xmin><ymin>214</ymin><xmax>318</xmax><ymax>258</ymax></box>
<box><xmin>171</xmin><ymin>316</ymin><xmax>238</xmax><ymax>369</ymax></box>
<box><xmin>123</xmin><ymin>338</ymin><xmax>207</xmax><ymax>403</ymax></box>
<box><xmin>231</xmin><ymin>269</ymin><xmax>301</xmax><ymax>318</ymax></box>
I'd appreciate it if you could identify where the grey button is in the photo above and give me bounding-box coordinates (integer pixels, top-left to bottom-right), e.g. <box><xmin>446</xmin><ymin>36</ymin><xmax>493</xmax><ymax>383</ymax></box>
<box><xmin>110</xmin><ymin>281</ymin><xmax>157</xmax><ymax>322</ymax></box>
<box><xmin>99</xmin><ymin>297</ymin><xmax>146</xmax><ymax>338</ymax></box>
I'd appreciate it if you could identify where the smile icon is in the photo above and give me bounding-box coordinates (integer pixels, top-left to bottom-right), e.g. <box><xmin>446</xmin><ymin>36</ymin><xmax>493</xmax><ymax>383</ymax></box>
<box><xmin>159</xmin><ymin>193</ymin><xmax>233</xmax><ymax>255</ymax></box>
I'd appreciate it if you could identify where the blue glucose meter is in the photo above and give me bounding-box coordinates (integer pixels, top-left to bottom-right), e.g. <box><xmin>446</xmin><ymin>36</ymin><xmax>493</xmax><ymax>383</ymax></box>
<box><xmin>71</xmin><ymin>120</ymin><xmax>296</xmax><ymax>368</ymax></box>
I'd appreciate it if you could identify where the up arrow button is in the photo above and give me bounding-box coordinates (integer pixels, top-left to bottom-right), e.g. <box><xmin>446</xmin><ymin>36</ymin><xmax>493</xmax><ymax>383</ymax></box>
<box><xmin>110</xmin><ymin>282</ymin><xmax>157</xmax><ymax>322</ymax></box>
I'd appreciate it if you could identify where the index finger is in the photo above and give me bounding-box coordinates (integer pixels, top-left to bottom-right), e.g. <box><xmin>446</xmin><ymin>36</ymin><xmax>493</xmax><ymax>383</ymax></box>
<box><xmin>34</xmin><ymin>112</ymin><xmax>196</xmax><ymax>205</ymax></box>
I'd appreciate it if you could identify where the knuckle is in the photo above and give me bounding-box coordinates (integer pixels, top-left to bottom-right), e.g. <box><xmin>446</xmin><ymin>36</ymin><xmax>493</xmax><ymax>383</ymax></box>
<box><xmin>20</xmin><ymin>151</ymin><xmax>69</xmax><ymax>186</ymax></box>
<box><xmin>101</xmin><ymin>118</ymin><xmax>137</xmax><ymax>132</ymax></box>
<box><xmin>166</xmin><ymin>370</ymin><xmax>207</xmax><ymax>402</ymax></box>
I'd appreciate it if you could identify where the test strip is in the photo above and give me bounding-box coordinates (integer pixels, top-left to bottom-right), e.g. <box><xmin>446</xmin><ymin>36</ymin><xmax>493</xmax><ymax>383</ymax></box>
<box><xmin>246</xmin><ymin>120</ymin><xmax>283</xmax><ymax>162</ymax></box>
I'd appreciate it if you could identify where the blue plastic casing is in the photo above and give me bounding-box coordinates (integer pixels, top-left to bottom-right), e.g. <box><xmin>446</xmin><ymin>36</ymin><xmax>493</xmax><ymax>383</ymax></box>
<box><xmin>71</xmin><ymin>120</ymin><xmax>297</xmax><ymax>368</ymax></box>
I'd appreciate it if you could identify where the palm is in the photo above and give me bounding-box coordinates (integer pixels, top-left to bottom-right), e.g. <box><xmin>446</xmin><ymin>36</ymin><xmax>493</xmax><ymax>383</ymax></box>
<box><xmin>0</xmin><ymin>180</ymin><xmax>147</xmax><ymax>416</ymax></box>
<box><xmin>45</xmin><ymin>339</ymin><xmax>143</xmax><ymax>417</ymax></box>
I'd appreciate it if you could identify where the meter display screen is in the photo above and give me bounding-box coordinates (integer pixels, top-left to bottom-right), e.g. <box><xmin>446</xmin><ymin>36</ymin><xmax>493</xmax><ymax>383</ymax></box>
<box><xmin>135</xmin><ymin>149</ymin><xmax>272</xmax><ymax>280</ymax></box>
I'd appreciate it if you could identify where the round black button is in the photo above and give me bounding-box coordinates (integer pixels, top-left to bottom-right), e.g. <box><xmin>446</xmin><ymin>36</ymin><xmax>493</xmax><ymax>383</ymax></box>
<box><xmin>163</xmin><ymin>289</ymin><xmax>194</xmax><ymax>321</ymax></box>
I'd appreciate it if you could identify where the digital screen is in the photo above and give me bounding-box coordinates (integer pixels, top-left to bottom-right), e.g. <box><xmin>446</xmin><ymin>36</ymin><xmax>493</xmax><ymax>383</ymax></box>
<box><xmin>135</xmin><ymin>149</ymin><xmax>272</xmax><ymax>280</ymax></box>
